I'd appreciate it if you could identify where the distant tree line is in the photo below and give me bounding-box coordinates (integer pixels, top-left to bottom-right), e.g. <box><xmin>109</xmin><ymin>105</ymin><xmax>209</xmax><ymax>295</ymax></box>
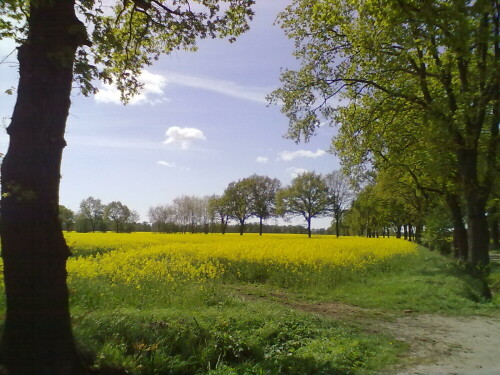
<box><xmin>148</xmin><ymin>172</ymin><xmax>352</xmax><ymax>238</ymax></box>
<box><xmin>59</xmin><ymin>197</ymin><xmax>150</xmax><ymax>233</ymax></box>
<box><xmin>61</xmin><ymin>169</ymin><xmax>498</xmax><ymax>251</ymax></box>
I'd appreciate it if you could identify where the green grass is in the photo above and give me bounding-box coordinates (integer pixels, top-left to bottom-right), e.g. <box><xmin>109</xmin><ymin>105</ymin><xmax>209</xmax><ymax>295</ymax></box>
<box><xmin>291</xmin><ymin>247</ymin><xmax>500</xmax><ymax>315</ymax></box>
<box><xmin>71</xmin><ymin>291</ymin><xmax>403</xmax><ymax>374</ymax></box>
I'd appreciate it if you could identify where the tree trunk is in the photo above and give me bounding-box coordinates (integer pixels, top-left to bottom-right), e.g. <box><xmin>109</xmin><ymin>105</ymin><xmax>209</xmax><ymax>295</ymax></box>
<box><xmin>239</xmin><ymin>219</ymin><xmax>244</xmax><ymax>235</ymax></box>
<box><xmin>259</xmin><ymin>217</ymin><xmax>263</xmax><ymax>236</ymax></box>
<box><xmin>395</xmin><ymin>225</ymin><xmax>402</xmax><ymax>238</ymax></box>
<box><xmin>458</xmin><ymin>149</ymin><xmax>490</xmax><ymax>267</ymax></box>
<box><xmin>307</xmin><ymin>217</ymin><xmax>312</xmax><ymax>238</ymax></box>
<box><xmin>335</xmin><ymin>212</ymin><xmax>340</xmax><ymax>237</ymax></box>
<box><xmin>0</xmin><ymin>1</ymin><xmax>88</xmax><ymax>373</ymax></box>
<box><xmin>403</xmin><ymin>224</ymin><xmax>408</xmax><ymax>240</ymax></box>
<box><xmin>488</xmin><ymin>204</ymin><xmax>499</xmax><ymax>249</ymax></box>
<box><xmin>446</xmin><ymin>194</ymin><xmax>468</xmax><ymax>261</ymax></box>
<box><xmin>415</xmin><ymin>223</ymin><xmax>423</xmax><ymax>245</ymax></box>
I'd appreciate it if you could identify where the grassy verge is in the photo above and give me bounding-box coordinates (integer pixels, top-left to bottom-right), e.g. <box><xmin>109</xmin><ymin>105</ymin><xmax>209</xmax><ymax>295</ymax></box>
<box><xmin>288</xmin><ymin>247</ymin><xmax>500</xmax><ymax>315</ymax></box>
<box><xmin>69</xmin><ymin>275</ymin><xmax>406</xmax><ymax>374</ymax></box>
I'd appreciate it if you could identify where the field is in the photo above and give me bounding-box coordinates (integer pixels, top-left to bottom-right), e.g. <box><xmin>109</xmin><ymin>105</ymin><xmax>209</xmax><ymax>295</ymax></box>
<box><xmin>1</xmin><ymin>233</ymin><xmax>499</xmax><ymax>374</ymax></box>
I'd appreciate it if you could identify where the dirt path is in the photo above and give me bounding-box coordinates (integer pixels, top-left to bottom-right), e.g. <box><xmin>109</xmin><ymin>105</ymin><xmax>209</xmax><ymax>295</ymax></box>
<box><xmin>239</xmin><ymin>292</ymin><xmax>500</xmax><ymax>375</ymax></box>
<box><xmin>377</xmin><ymin>314</ymin><xmax>500</xmax><ymax>375</ymax></box>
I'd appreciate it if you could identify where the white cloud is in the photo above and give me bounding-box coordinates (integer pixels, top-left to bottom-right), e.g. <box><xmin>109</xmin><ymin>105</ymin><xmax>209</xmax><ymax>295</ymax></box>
<box><xmin>95</xmin><ymin>70</ymin><xmax>168</xmax><ymax>105</ymax></box>
<box><xmin>286</xmin><ymin>167</ymin><xmax>308</xmax><ymax>178</ymax></box>
<box><xmin>278</xmin><ymin>149</ymin><xmax>326</xmax><ymax>161</ymax></box>
<box><xmin>163</xmin><ymin>126</ymin><xmax>206</xmax><ymax>149</ymax></box>
<box><xmin>256</xmin><ymin>156</ymin><xmax>269</xmax><ymax>164</ymax></box>
<box><xmin>157</xmin><ymin>160</ymin><xmax>176</xmax><ymax>168</ymax></box>
<box><xmin>166</xmin><ymin>72</ymin><xmax>268</xmax><ymax>104</ymax></box>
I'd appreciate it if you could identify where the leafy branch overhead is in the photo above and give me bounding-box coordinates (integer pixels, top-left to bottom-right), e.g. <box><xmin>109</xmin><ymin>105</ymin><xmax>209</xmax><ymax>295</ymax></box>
<box><xmin>0</xmin><ymin>0</ymin><xmax>254</xmax><ymax>101</ymax></box>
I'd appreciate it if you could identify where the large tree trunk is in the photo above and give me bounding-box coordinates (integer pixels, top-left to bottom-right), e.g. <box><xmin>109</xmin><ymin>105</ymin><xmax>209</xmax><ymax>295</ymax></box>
<box><xmin>0</xmin><ymin>1</ymin><xmax>88</xmax><ymax>373</ymax></box>
<box><xmin>458</xmin><ymin>150</ymin><xmax>490</xmax><ymax>267</ymax></box>
<box><xmin>488</xmin><ymin>203</ymin><xmax>499</xmax><ymax>249</ymax></box>
<box><xmin>446</xmin><ymin>194</ymin><xmax>468</xmax><ymax>261</ymax></box>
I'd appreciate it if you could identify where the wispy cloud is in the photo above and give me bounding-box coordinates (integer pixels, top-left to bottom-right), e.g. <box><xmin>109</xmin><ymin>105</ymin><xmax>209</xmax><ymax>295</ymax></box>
<box><xmin>286</xmin><ymin>167</ymin><xmax>308</xmax><ymax>178</ymax></box>
<box><xmin>166</xmin><ymin>72</ymin><xmax>268</xmax><ymax>104</ymax></box>
<box><xmin>256</xmin><ymin>156</ymin><xmax>269</xmax><ymax>164</ymax></box>
<box><xmin>157</xmin><ymin>160</ymin><xmax>190</xmax><ymax>171</ymax></box>
<box><xmin>95</xmin><ymin>70</ymin><xmax>168</xmax><ymax>105</ymax></box>
<box><xmin>163</xmin><ymin>126</ymin><xmax>206</xmax><ymax>149</ymax></box>
<box><xmin>157</xmin><ymin>160</ymin><xmax>176</xmax><ymax>168</ymax></box>
<box><xmin>278</xmin><ymin>149</ymin><xmax>326</xmax><ymax>161</ymax></box>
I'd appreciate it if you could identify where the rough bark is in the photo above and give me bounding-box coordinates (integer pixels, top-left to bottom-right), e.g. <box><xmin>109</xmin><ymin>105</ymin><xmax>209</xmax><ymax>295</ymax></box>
<box><xmin>447</xmin><ymin>194</ymin><xmax>468</xmax><ymax>261</ymax></box>
<box><xmin>458</xmin><ymin>149</ymin><xmax>490</xmax><ymax>267</ymax></box>
<box><xmin>0</xmin><ymin>1</ymin><xmax>88</xmax><ymax>373</ymax></box>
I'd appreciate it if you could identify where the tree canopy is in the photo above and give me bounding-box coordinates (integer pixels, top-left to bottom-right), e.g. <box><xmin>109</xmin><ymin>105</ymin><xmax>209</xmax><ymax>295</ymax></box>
<box><xmin>270</xmin><ymin>0</ymin><xmax>498</xmax><ymax>267</ymax></box>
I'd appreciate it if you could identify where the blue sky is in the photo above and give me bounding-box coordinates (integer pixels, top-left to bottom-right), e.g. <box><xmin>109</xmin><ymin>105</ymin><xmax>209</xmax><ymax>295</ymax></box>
<box><xmin>0</xmin><ymin>1</ymin><xmax>340</xmax><ymax>228</ymax></box>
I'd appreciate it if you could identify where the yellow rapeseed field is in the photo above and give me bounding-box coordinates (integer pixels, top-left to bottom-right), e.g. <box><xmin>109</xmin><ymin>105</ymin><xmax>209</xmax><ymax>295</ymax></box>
<box><xmin>65</xmin><ymin>232</ymin><xmax>418</xmax><ymax>287</ymax></box>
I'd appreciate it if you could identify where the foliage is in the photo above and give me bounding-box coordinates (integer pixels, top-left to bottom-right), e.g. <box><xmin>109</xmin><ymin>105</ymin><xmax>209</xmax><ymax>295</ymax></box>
<box><xmin>224</xmin><ymin>179</ymin><xmax>254</xmax><ymax>235</ymax></box>
<box><xmin>276</xmin><ymin>171</ymin><xmax>330</xmax><ymax>237</ymax></box>
<box><xmin>324</xmin><ymin>170</ymin><xmax>353</xmax><ymax>236</ymax></box>
<box><xmin>1</xmin><ymin>0</ymin><xmax>255</xmax><ymax>100</ymax></box>
<box><xmin>59</xmin><ymin>205</ymin><xmax>75</xmax><ymax>232</ymax></box>
<box><xmin>269</xmin><ymin>0</ymin><xmax>498</xmax><ymax>266</ymax></box>
<box><xmin>79</xmin><ymin>196</ymin><xmax>105</xmax><ymax>232</ymax></box>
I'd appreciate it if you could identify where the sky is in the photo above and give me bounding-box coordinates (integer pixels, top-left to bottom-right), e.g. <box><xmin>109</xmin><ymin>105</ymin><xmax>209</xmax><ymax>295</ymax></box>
<box><xmin>0</xmin><ymin>1</ymin><xmax>340</xmax><ymax>229</ymax></box>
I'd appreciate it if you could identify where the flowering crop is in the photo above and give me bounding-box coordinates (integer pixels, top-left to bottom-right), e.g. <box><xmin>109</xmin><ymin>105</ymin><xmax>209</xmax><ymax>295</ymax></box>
<box><xmin>65</xmin><ymin>233</ymin><xmax>418</xmax><ymax>288</ymax></box>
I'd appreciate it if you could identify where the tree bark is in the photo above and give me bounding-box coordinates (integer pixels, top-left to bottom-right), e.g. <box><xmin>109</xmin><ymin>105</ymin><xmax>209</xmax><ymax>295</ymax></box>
<box><xmin>446</xmin><ymin>194</ymin><xmax>468</xmax><ymax>261</ymax></box>
<box><xmin>458</xmin><ymin>149</ymin><xmax>490</xmax><ymax>267</ymax></box>
<box><xmin>488</xmin><ymin>203</ymin><xmax>499</xmax><ymax>249</ymax></box>
<box><xmin>307</xmin><ymin>217</ymin><xmax>312</xmax><ymax>238</ymax></box>
<box><xmin>0</xmin><ymin>1</ymin><xmax>88</xmax><ymax>373</ymax></box>
<box><xmin>259</xmin><ymin>217</ymin><xmax>263</xmax><ymax>236</ymax></box>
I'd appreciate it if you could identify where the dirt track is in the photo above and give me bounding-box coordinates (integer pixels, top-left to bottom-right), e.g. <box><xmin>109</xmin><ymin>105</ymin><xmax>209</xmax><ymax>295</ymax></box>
<box><xmin>378</xmin><ymin>314</ymin><xmax>500</xmax><ymax>375</ymax></box>
<box><xmin>246</xmin><ymin>294</ymin><xmax>500</xmax><ymax>375</ymax></box>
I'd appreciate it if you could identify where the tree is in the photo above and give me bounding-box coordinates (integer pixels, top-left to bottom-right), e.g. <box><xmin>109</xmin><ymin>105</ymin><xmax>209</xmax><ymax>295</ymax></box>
<box><xmin>0</xmin><ymin>1</ymin><xmax>254</xmax><ymax>372</ymax></box>
<box><xmin>79</xmin><ymin>196</ymin><xmax>105</xmax><ymax>233</ymax></box>
<box><xmin>58</xmin><ymin>205</ymin><xmax>75</xmax><ymax>232</ymax></box>
<box><xmin>224</xmin><ymin>179</ymin><xmax>254</xmax><ymax>235</ymax></box>
<box><xmin>104</xmin><ymin>201</ymin><xmax>131</xmax><ymax>233</ymax></box>
<box><xmin>276</xmin><ymin>171</ymin><xmax>329</xmax><ymax>238</ymax></box>
<box><xmin>247</xmin><ymin>174</ymin><xmax>281</xmax><ymax>235</ymax></box>
<box><xmin>270</xmin><ymin>0</ymin><xmax>498</xmax><ymax>268</ymax></box>
<box><xmin>208</xmin><ymin>194</ymin><xmax>231</xmax><ymax>235</ymax></box>
<box><xmin>148</xmin><ymin>204</ymin><xmax>176</xmax><ymax>233</ymax></box>
<box><xmin>324</xmin><ymin>171</ymin><xmax>352</xmax><ymax>237</ymax></box>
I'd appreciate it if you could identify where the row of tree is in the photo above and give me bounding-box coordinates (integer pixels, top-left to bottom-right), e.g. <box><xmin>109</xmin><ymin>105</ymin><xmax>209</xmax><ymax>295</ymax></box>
<box><xmin>148</xmin><ymin>172</ymin><xmax>353</xmax><ymax>238</ymax></box>
<box><xmin>270</xmin><ymin>0</ymin><xmax>498</xmax><ymax>270</ymax></box>
<box><xmin>59</xmin><ymin>197</ymin><xmax>148</xmax><ymax>233</ymax></box>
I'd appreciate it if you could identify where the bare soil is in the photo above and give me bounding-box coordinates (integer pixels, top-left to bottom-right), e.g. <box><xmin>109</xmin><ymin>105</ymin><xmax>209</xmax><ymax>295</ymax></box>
<box><xmin>239</xmin><ymin>291</ymin><xmax>500</xmax><ymax>375</ymax></box>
